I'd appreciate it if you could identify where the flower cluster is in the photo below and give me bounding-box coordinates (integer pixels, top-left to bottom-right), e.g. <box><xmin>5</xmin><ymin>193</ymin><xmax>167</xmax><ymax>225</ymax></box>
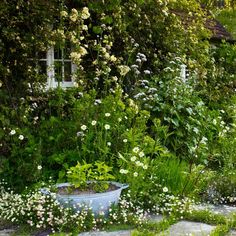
<box><xmin>119</xmin><ymin>147</ymin><xmax>149</xmax><ymax>177</ymax></box>
<box><xmin>154</xmin><ymin>188</ymin><xmax>195</xmax><ymax>218</ymax></box>
<box><xmin>8</xmin><ymin>129</ymin><xmax>24</xmax><ymax>140</ymax></box>
<box><xmin>109</xmin><ymin>193</ymin><xmax>148</xmax><ymax>226</ymax></box>
<box><xmin>0</xmin><ymin>183</ymin><xmax>95</xmax><ymax>233</ymax></box>
<box><xmin>0</xmin><ymin>182</ymin><xmax>149</xmax><ymax>233</ymax></box>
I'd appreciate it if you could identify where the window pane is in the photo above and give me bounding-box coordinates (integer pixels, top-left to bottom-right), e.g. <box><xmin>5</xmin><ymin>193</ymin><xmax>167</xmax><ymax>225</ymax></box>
<box><xmin>64</xmin><ymin>42</ymin><xmax>71</xmax><ymax>59</ymax></box>
<box><xmin>54</xmin><ymin>43</ymin><xmax>71</xmax><ymax>59</ymax></box>
<box><xmin>38</xmin><ymin>51</ymin><xmax>47</xmax><ymax>59</ymax></box>
<box><xmin>38</xmin><ymin>61</ymin><xmax>47</xmax><ymax>75</ymax></box>
<box><xmin>54</xmin><ymin>45</ymin><xmax>62</xmax><ymax>59</ymax></box>
<box><xmin>64</xmin><ymin>62</ymin><xmax>72</xmax><ymax>81</ymax></box>
<box><xmin>54</xmin><ymin>61</ymin><xmax>62</xmax><ymax>82</ymax></box>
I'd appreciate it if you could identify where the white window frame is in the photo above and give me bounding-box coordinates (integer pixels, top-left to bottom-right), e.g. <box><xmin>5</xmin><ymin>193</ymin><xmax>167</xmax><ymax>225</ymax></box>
<box><xmin>45</xmin><ymin>47</ymin><xmax>76</xmax><ymax>89</ymax></box>
<box><xmin>180</xmin><ymin>64</ymin><xmax>187</xmax><ymax>82</ymax></box>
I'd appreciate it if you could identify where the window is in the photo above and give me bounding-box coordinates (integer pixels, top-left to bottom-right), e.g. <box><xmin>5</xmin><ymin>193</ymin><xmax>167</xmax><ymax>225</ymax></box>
<box><xmin>37</xmin><ymin>43</ymin><xmax>76</xmax><ymax>89</ymax></box>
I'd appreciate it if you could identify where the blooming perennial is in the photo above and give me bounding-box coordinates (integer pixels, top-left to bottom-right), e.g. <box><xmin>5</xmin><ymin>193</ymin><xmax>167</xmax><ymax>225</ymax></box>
<box><xmin>9</xmin><ymin>130</ymin><xmax>16</xmax><ymax>135</ymax></box>
<box><xmin>81</xmin><ymin>125</ymin><xmax>87</xmax><ymax>131</ymax></box>
<box><xmin>104</xmin><ymin>124</ymin><xmax>110</xmax><ymax>130</ymax></box>
<box><xmin>18</xmin><ymin>135</ymin><xmax>24</xmax><ymax>140</ymax></box>
<box><xmin>0</xmin><ymin>183</ymin><xmax>147</xmax><ymax>232</ymax></box>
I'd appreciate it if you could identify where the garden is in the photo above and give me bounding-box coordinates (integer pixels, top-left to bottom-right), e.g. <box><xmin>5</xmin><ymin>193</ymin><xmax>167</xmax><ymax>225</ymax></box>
<box><xmin>0</xmin><ymin>0</ymin><xmax>236</xmax><ymax>235</ymax></box>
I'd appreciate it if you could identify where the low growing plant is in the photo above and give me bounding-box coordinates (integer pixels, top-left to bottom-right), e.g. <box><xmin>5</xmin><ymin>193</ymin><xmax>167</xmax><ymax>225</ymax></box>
<box><xmin>66</xmin><ymin>161</ymin><xmax>115</xmax><ymax>193</ymax></box>
<box><xmin>0</xmin><ymin>181</ymin><xmax>148</xmax><ymax>234</ymax></box>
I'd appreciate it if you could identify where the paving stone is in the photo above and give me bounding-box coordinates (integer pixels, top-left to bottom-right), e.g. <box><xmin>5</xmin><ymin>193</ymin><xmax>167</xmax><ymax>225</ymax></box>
<box><xmin>228</xmin><ymin>230</ymin><xmax>236</xmax><ymax>236</ymax></box>
<box><xmin>192</xmin><ymin>204</ymin><xmax>236</xmax><ymax>216</ymax></box>
<box><xmin>160</xmin><ymin>220</ymin><xmax>216</xmax><ymax>236</ymax></box>
<box><xmin>78</xmin><ymin>230</ymin><xmax>131</xmax><ymax>236</ymax></box>
<box><xmin>0</xmin><ymin>229</ymin><xmax>16</xmax><ymax>236</ymax></box>
<box><xmin>146</xmin><ymin>214</ymin><xmax>164</xmax><ymax>223</ymax></box>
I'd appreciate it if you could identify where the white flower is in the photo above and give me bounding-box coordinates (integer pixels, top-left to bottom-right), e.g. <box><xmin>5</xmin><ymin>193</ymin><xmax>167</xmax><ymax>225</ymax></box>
<box><xmin>118</xmin><ymin>65</ymin><xmax>130</xmax><ymax>76</ymax></box>
<box><xmin>105</xmin><ymin>113</ymin><xmax>111</xmax><ymax>117</ymax></box>
<box><xmin>163</xmin><ymin>187</ymin><xmax>168</xmax><ymax>193</ymax></box>
<box><xmin>60</xmin><ymin>10</ymin><xmax>68</xmax><ymax>17</ymax></box>
<box><xmin>193</xmin><ymin>127</ymin><xmax>199</xmax><ymax>134</ymax></box>
<box><xmin>77</xmin><ymin>131</ymin><xmax>84</xmax><ymax>137</ymax></box>
<box><xmin>81</xmin><ymin>7</ymin><xmax>90</xmax><ymax>19</ymax></box>
<box><xmin>70</xmin><ymin>8</ymin><xmax>78</xmax><ymax>22</ymax></box>
<box><xmin>112</xmin><ymin>76</ymin><xmax>118</xmax><ymax>82</ymax></box>
<box><xmin>118</xmin><ymin>118</ymin><xmax>122</xmax><ymax>122</ymax></box>
<box><xmin>107</xmin><ymin>142</ymin><xmax>111</xmax><ymax>146</ymax></box>
<box><xmin>135</xmin><ymin>161</ymin><xmax>142</xmax><ymax>166</ymax></box>
<box><xmin>82</xmin><ymin>25</ymin><xmax>88</xmax><ymax>31</ymax></box>
<box><xmin>9</xmin><ymin>130</ymin><xmax>16</xmax><ymax>135</ymax></box>
<box><xmin>120</xmin><ymin>169</ymin><xmax>129</xmax><ymax>174</ymax></box>
<box><xmin>133</xmin><ymin>172</ymin><xmax>138</xmax><ymax>177</ymax></box>
<box><xmin>123</xmin><ymin>139</ymin><xmax>128</xmax><ymax>143</ymax></box>
<box><xmin>131</xmin><ymin>156</ymin><xmax>136</xmax><ymax>162</ymax></box>
<box><xmin>104</xmin><ymin>124</ymin><xmax>110</xmax><ymax>130</ymax></box>
<box><xmin>81</xmin><ymin>125</ymin><xmax>87</xmax><ymax>131</ymax></box>
<box><xmin>144</xmin><ymin>70</ymin><xmax>151</xmax><ymax>75</ymax></box>
<box><xmin>94</xmin><ymin>99</ymin><xmax>102</xmax><ymax>105</ymax></box>
<box><xmin>79</xmin><ymin>46</ymin><xmax>88</xmax><ymax>56</ymax></box>
<box><xmin>200</xmin><ymin>136</ymin><xmax>208</xmax><ymax>145</ymax></box>
<box><xmin>70</xmin><ymin>52</ymin><xmax>82</xmax><ymax>63</ymax></box>
<box><xmin>138</xmin><ymin>151</ymin><xmax>145</xmax><ymax>157</ymax></box>
<box><xmin>143</xmin><ymin>164</ymin><xmax>148</xmax><ymax>170</ymax></box>
<box><xmin>110</xmin><ymin>55</ymin><xmax>117</xmax><ymax>62</ymax></box>
<box><xmin>133</xmin><ymin>147</ymin><xmax>140</xmax><ymax>153</ymax></box>
<box><xmin>91</xmin><ymin>120</ymin><xmax>97</xmax><ymax>126</ymax></box>
<box><xmin>37</xmin><ymin>165</ymin><xmax>42</xmax><ymax>170</ymax></box>
<box><xmin>18</xmin><ymin>135</ymin><xmax>24</xmax><ymax>140</ymax></box>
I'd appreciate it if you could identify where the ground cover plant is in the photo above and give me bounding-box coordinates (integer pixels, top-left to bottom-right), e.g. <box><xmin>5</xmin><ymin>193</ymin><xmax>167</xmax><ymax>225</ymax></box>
<box><xmin>0</xmin><ymin>0</ymin><xmax>236</xmax><ymax>234</ymax></box>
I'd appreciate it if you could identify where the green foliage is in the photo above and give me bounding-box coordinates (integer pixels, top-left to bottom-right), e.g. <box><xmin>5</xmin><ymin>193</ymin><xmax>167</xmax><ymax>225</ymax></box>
<box><xmin>216</xmin><ymin>9</ymin><xmax>236</xmax><ymax>39</ymax></box>
<box><xmin>0</xmin><ymin>0</ymin><xmax>210</xmax><ymax>97</ymax></box>
<box><xmin>0</xmin><ymin>0</ymin><xmax>236</xmax><ymax>220</ymax></box>
<box><xmin>184</xmin><ymin>209</ymin><xmax>227</xmax><ymax>225</ymax></box>
<box><xmin>0</xmin><ymin>0</ymin><xmax>58</xmax><ymax>96</ymax></box>
<box><xmin>0</xmin><ymin>182</ymin><xmax>148</xmax><ymax>234</ymax></box>
<box><xmin>201</xmin><ymin>170</ymin><xmax>236</xmax><ymax>204</ymax></box>
<box><xmin>210</xmin><ymin>224</ymin><xmax>230</xmax><ymax>236</ymax></box>
<box><xmin>0</xmin><ymin>98</ymin><xmax>43</xmax><ymax>191</ymax></box>
<box><xmin>132</xmin><ymin>216</ymin><xmax>177</xmax><ymax>236</ymax></box>
<box><xmin>66</xmin><ymin>161</ymin><xmax>115</xmax><ymax>192</ymax></box>
<box><xmin>133</xmin><ymin>72</ymin><xmax>220</xmax><ymax>164</ymax></box>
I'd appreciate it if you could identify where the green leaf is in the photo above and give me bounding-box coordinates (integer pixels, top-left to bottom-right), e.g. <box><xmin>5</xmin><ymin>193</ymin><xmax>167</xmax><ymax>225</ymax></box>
<box><xmin>92</xmin><ymin>26</ymin><xmax>103</xmax><ymax>34</ymax></box>
<box><xmin>118</xmin><ymin>153</ymin><xmax>128</xmax><ymax>162</ymax></box>
<box><xmin>102</xmin><ymin>16</ymin><xmax>113</xmax><ymax>24</ymax></box>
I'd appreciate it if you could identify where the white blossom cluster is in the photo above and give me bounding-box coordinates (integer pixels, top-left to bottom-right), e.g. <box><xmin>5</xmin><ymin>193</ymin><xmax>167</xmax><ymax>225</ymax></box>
<box><xmin>0</xmin><ymin>182</ymin><xmax>149</xmax><ymax>232</ymax></box>
<box><xmin>0</xmin><ymin>183</ymin><xmax>95</xmax><ymax>232</ymax></box>
<box><xmin>154</xmin><ymin>191</ymin><xmax>195</xmax><ymax>217</ymax></box>
<box><xmin>109</xmin><ymin>193</ymin><xmax>148</xmax><ymax>226</ymax></box>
